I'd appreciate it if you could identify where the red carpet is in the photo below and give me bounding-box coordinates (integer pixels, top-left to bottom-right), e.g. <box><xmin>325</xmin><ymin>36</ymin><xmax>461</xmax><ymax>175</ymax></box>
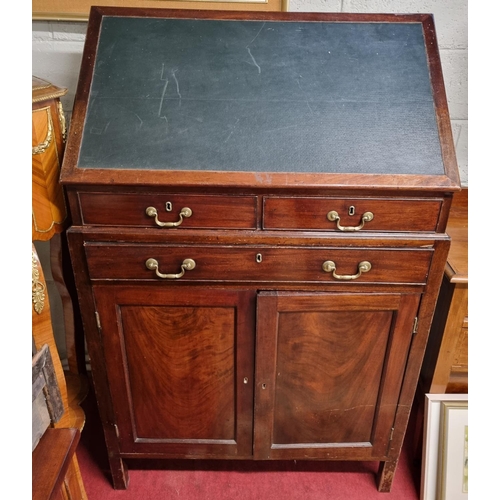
<box><xmin>77</xmin><ymin>383</ymin><xmax>421</xmax><ymax>499</ymax></box>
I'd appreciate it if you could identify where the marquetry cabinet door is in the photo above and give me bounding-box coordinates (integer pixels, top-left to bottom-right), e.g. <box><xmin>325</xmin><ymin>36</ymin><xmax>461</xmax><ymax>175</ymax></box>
<box><xmin>253</xmin><ymin>291</ymin><xmax>421</xmax><ymax>461</ymax></box>
<box><xmin>92</xmin><ymin>285</ymin><xmax>256</xmax><ymax>458</ymax></box>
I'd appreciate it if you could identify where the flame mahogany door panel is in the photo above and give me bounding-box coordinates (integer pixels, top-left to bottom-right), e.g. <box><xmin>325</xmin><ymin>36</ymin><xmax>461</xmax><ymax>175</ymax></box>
<box><xmin>254</xmin><ymin>292</ymin><xmax>420</xmax><ymax>460</ymax></box>
<box><xmin>92</xmin><ymin>285</ymin><xmax>256</xmax><ymax>458</ymax></box>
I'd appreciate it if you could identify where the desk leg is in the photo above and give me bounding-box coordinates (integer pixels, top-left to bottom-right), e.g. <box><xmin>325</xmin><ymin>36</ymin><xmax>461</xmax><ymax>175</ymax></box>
<box><xmin>377</xmin><ymin>458</ymin><xmax>399</xmax><ymax>492</ymax></box>
<box><xmin>109</xmin><ymin>456</ymin><xmax>130</xmax><ymax>490</ymax></box>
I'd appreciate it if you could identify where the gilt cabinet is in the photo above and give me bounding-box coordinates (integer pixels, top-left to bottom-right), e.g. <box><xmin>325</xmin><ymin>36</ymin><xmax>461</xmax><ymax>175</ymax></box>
<box><xmin>32</xmin><ymin>76</ymin><xmax>68</xmax><ymax>241</ymax></box>
<box><xmin>61</xmin><ymin>7</ymin><xmax>461</xmax><ymax>493</ymax></box>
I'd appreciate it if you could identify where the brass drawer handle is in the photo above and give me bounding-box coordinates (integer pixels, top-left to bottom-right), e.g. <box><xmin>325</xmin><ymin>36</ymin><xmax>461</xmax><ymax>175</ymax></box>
<box><xmin>322</xmin><ymin>260</ymin><xmax>372</xmax><ymax>280</ymax></box>
<box><xmin>145</xmin><ymin>258</ymin><xmax>196</xmax><ymax>279</ymax></box>
<box><xmin>145</xmin><ymin>206</ymin><xmax>192</xmax><ymax>227</ymax></box>
<box><xmin>327</xmin><ymin>211</ymin><xmax>373</xmax><ymax>231</ymax></box>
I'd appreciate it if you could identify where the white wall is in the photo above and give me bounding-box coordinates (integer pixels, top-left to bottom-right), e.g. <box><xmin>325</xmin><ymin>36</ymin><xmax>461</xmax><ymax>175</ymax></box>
<box><xmin>32</xmin><ymin>0</ymin><xmax>468</xmax><ymax>363</ymax></box>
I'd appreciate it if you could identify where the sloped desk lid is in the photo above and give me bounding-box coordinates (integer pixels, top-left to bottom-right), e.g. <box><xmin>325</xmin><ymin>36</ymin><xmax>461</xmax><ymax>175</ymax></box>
<box><xmin>62</xmin><ymin>9</ymin><xmax>460</xmax><ymax>190</ymax></box>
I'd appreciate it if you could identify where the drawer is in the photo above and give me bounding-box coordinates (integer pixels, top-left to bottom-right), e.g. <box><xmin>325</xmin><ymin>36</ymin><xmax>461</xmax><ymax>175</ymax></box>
<box><xmin>78</xmin><ymin>193</ymin><xmax>258</xmax><ymax>229</ymax></box>
<box><xmin>85</xmin><ymin>244</ymin><xmax>432</xmax><ymax>285</ymax></box>
<box><xmin>263</xmin><ymin>197</ymin><xmax>442</xmax><ymax>232</ymax></box>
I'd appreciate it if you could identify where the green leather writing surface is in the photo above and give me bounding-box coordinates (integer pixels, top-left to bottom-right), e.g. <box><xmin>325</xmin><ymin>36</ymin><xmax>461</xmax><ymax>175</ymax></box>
<box><xmin>78</xmin><ymin>17</ymin><xmax>444</xmax><ymax>175</ymax></box>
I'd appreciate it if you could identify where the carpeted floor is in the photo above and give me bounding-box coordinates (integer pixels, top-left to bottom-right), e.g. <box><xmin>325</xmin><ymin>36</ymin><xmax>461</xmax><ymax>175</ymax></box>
<box><xmin>77</xmin><ymin>383</ymin><xmax>422</xmax><ymax>499</ymax></box>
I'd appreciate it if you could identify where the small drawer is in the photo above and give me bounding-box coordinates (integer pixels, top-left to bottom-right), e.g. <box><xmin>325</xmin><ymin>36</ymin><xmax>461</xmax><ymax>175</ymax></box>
<box><xmin>263</xmin><ymin>197</ymin><xmax>442</xmax><ymax>232</ymax></box>
<box><xmin>78</xmin><ymin>193</ymin><xmax>258</xmax><ymax>229</ymax></box>
<box><xmin>85</xmin><ymin>244</ymin><xmax>432</xmax><ymax>285</ymax></box>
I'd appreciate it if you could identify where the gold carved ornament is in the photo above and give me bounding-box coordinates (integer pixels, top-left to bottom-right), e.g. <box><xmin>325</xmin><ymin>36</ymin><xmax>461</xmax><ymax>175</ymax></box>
<box><xmin>32</xmin><ymin>250</ymin><xmax>45</xmax><ymax>314</ymax></box>
<box><xmin>57</xmin><ymin>101</ymin><xmax>67</xmax><ymax>142</ymax></box>
<box><xmin>32</xmin><ymin>113</ymin><xmax>53</xmax><ymax>155</ymax></box>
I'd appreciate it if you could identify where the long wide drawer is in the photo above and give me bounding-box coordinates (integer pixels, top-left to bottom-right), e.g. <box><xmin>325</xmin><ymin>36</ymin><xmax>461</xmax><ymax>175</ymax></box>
<box><xmin>263</xmin><ymin>196</ymin><xmax>443</xmax><ymax>232</ymax></box>
<box><xmin>78</xmin><ymin>193</ymin><xmax>258</xmax><ymax>229</ymax></box>
<box><xmin>85</xmin><ymin>243</ymin><xmax>433</xmax><ymax>285</ymax></box>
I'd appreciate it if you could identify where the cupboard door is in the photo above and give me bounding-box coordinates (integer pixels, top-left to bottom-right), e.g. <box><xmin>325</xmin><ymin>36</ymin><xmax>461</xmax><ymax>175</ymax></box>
<box><xmin>92</xmin><ymin>286</ymin><xmax>255</xmax><ymax>458</ymax></box>
<box><xmin>254</xmin><ymin>292</ymin><xmax>420</xmax><ymax>460</ymax></box>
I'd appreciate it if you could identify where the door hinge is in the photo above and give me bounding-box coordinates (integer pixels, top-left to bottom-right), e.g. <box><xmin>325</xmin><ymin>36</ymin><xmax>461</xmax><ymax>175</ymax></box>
<box><xmin>95</xmin><ymin>311</ymin><xmax>102</xmax><ymax>331</ymax></box>
<box><xmin>389</xmin><ymin>427</ymin><xmax>395</xmax><ymax>442</ymax></box>
<box><xmin>412</xmin><ymin>317</ymin><xmax>418</xmax><ymax>335</ymax></box>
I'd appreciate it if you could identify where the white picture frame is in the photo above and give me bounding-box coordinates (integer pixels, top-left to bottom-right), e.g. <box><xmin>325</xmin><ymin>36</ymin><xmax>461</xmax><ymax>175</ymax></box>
<box><xmin>420</xmin><ymin>394</ymin><xmax>468</xmax><ymax>500</ymax></box>
<box><xmin>438</xmin><ymin>401</ymin><xmax>468</xmax><ymax>499</ymax></box>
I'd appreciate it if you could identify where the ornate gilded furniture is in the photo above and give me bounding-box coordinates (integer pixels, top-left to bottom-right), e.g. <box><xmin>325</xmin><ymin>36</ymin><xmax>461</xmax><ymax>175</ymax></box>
<box><xmin>32</xmin><ymin>76</ymin><xmax>88</xmax><ymax>421</ymax></box>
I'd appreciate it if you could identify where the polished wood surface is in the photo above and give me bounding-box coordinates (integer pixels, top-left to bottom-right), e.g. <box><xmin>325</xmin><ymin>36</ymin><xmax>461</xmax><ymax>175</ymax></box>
<box><xmin>78</xmin><ymin>192</ymin><xmax>258</xmax><ymax>228</ymax></box>
<box><xmin>61</xmin><ymin>9</ymin><xmax>460</xmax><ymax>493</ymax></box>
<box><xmin>84</xmin><ymin>242</ymin><xmax>433</xmax><ymax>284</ymax></box>
<box><xmin>430</xmin><ymin>282</ymin><xmax>468</xmax><ymax>393</ymax></box>
<box><xmin>263</xmin><ymin>196</ymin><xmax>443</xmax><ymax>232</ymax></box>
<box><xmin>419</xmin><ymin>187</ymin><xmax>468</xmax><ymax>394</ymax></box>
<box><xmin>413</xmin><ymin>188</ymin><xmax>468</xmax><ymax>464</ymax></box>
<box><xmin>32</xmin><ymin>247</ymin><xmax>87</xmax><ymax>497</ymax></box>
<box><xmin>91</xmin><ymin>286</ymin><xmax>255</xmax><ymax>457</ymax></box>
<box><xmin>32</xmin><ymin>428</ymin><xmax>81</xmax><ymax>500</ymax></box>
<box><xmin>32</xmin><ymin>76</ymin><xmax>68</xmax><ymax>240</ymax></box>
<box><xmin>254</xmin><ymin>292</ymin><xmax>419</xmax><ymax>459</ymax></box>
<box><xmin>32</xmin><ymin>343</ymin><xmax>87</xmax><ymax>500</ymax></box>
<box><xmin>444</xmin><ymin>188</ymin><xmax>468</xmax><ymax>282</ymax></box>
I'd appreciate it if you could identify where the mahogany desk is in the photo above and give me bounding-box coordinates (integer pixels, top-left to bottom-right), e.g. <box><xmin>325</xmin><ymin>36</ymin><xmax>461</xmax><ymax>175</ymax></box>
<box><xmin>60</xmin><ymin>8</ymin><xmax>461</xmax><ymax>492</ymax></box>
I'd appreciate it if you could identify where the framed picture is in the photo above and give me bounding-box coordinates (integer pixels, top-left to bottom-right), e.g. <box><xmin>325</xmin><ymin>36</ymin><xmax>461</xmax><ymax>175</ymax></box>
<box><xmin>438</xmin><ymin>401</ymin><xmax>468</xmax><ymax>499</ymax></box>
<box><xmin>32</xmin><ymin>0</ymin><xmax>288</xmax><ymax>21</ymax></box>
<box><xmin>421</xmin><ymin>394</ymin><xmax>468</xmax><ymax>500</ymax></box>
